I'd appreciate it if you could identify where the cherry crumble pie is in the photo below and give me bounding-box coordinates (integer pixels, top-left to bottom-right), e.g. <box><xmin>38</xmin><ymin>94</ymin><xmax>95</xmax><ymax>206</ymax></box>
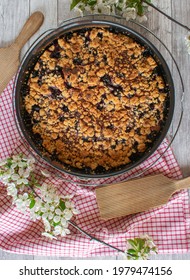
<box><xmin>23</xmin><ymin>27</ymin><xmax>170</xmax><ymax>173</ymax></box>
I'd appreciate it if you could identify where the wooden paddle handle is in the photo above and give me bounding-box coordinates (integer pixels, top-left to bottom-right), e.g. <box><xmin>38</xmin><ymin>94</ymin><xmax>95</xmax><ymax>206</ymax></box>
<box><xmin>174</xmin><ymin>176</ymin><xmax>190</xmax><ymax>191</ymax></box>
<box><xmin>14</xmin><ymin>11</ymin><xmax>44</xmax><ymax>49</ymax></box>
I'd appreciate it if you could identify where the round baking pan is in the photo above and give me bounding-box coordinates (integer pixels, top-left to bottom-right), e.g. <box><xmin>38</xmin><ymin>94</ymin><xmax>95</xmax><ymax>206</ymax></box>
<box><xmin>14</xmin><ymin>16</ymin><xmax>175</xmax><ymax>178</ymax></box>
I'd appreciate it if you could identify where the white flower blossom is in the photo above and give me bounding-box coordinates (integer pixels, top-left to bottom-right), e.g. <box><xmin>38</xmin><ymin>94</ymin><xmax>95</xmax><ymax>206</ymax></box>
<box><xmin>42</xmin><ymin>232</ymin><xmax>57</xmax><ymax>240</ymax></box>
<box><xmin>42</xmin><ymin>217</ymin><xmax>51</xmax><ymax>232</ymax></box>
<box><xmin>73</xmin><ymin>7</ymin><xmax>84</xmax><ymax>17</ymax></box>
<box><xmin>11</xmin><ymin>155</ymin><xmax>27</xmax><ymax>169</ymax></box>
<box><xmin>122</xmin><ymin>7</ymin><xmax>137</xmax><ymax>21</ymax></box>
<box><xmin>27</xmin><ymin>156</ymin><xmax>35</xmax><ymax>165</ymax></box>
<box><xmin>140</xmin><ymin>234</ymin><xmax>157</xmax><ymax>251</ymax></box>
<box><xmin>7</xmin><ymin>182</ymin><xmax>18</xmax><ymax>198</ymax></box>
<box><xmin>14</xmin><ymin>193</ymin><xmax>30</xmax><ymax>212</ymax></box>
<box><xmin>93</xmin><ymin>3</ymin><xmax>111</xmax><ymax>15</ymax></box>
<box><xmin>62</xmin><ymin>194</ymin><xmax>74</xmax><ymax>200</ymax></box>
<box><xmin>54</xmin><ymin>207</ymin><xmax>70</xmax><ymax>225</ymax></box>
<box><xmin>53</xmin><ymin>214</ymin><xmax>61</xmax><ymax>223</ymax></box>
<box><xmin>29</xmin><ymin>198</ymin><xmax>43</xmax><ymax>220</ymax></box>
<box><xmin>41</xmin><ymin>170</ymin><xmax>51</xmax><ymax>178</ymax></box>
<box><xmin>10</xmin><ymin>171</ymin><xmax>29</xmax><ymax>185</ymax></box>
<box><xmin>19</xmin><ymin>167</ymin><xmax>31</xmax><ymax>178</ymax></box>
<box><xmin>41</xmin><ymin>203</ymin><xmax>55</xmax><ymax>220</ymax></box>
<box><xmin>53</xmin><ymin>225</ymin><xmax>70</xmax><ymax>237</ymax></box>
<box><xmin>0</xmin><ymin>170</ymin><xmax>13</xmax><ymax>184</ymax></box>
<box><xmin>40</xmin><ymin>183</ymin><xmax>59</xmax><ymax>203</ymax></box>
<box><xmin>136</xmin><ymin>14</ymin><xmax>148</xmax><ymax>23</ymax></box>
<box><xmin>65</xmin><ymin>200</ymin><xmax>79</xmax><ymax>215</ymax></box>
<box><xmin>63</xmin><ymin>208</ymin><xmax>73</xmax><ymax>220</ymax></box>
<box><xmin>0</xmin><ymin>159</ymin><xmax>7</xmax><ymax>167</ymax></box>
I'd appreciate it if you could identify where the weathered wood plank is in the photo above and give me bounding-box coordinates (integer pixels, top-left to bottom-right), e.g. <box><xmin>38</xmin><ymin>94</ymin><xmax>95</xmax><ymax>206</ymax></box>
<box><xmin>58</xmin><ymin>0</ymin><xmax>76</xmax><ymax>24</ymax></box>
<box><xmin>29</xmin><ymin>0</ymin><xmax>58</xmax><ymax>46</ymax></box>
<box><xmin>0</xmin><ymin>0</ymin><xmax>30</xmax><ymax>62</ymax></box>
<box><xmin>0</xmin><ymin>0</ymin><xmax>30</xmax><ymax>46</ymax></box>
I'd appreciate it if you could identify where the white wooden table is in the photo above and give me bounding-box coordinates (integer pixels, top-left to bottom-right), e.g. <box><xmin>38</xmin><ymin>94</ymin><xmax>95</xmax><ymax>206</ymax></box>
<box><xmin>0</xmin><ymin>0</ymin><xmax>189</xmax><ymax>260</ymax></box>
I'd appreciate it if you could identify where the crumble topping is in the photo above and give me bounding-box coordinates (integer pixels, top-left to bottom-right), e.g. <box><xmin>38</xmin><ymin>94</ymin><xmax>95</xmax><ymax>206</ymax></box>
<box><xmin>24</xmin><ymin>27</ymin><xmax>169</xmax><ymax>173</ymax></box>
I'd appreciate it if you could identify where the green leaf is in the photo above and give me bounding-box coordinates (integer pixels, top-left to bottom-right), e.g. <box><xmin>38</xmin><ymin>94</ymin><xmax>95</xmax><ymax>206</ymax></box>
<box><xmin>127</xmin><ymin>239</ymin><xmax>136</xmax><ymax>247</ymax></box>
<box><xmin>87</xmin><ymin>0</ymin><xmax>97</xmax><ymax>6</ymax></box>
<box><xmin>137</xmin><ymin>3</ymin><xmax>144</xmax><ymax>16</ymax></box>
<box><xmin>6</xmin><ymin>158</ymin><xmax>12</xmax><ymax>168</ymax></box>
<box><xmin>29</xmin><ymin>199</ymin><xmax>36</xmax><ymax>209</ymax></box>
<box><xmin>35</xmin><ymin>184</ymin><xmax>42</xmax><ymax>188</ymax></box>
<box><xmin>127</xmin><ymin>248</ymin><xmax>138</xmax><ymax>255</ymax></box>
<box><xmin>53</xmin><ymin>221</ymin><xmax>61</xmax><ymax>227</ymax></box>
<box><xmin>70</xmin><ymin>0</ymin><xmax>82</xmax><ymax>10</ymax></box>
<box><xmin>136</xmin><ymin>238</ymin><xmax>145</xmax><ymax>250</ymax></box>
<box><xmin>117</xmin><ymin>6</ymin><xmax>122</xmax><ymax>11</ymax></box>
<box><xmin>59</xmin><ymin>199</ymin><xmax>66</xmax><ymax>211</ymax></box>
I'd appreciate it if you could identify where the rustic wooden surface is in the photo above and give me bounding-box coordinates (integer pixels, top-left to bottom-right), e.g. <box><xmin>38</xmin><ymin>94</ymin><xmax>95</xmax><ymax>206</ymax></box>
<box><xmin>0</xmin><ymin>0</ymin><xmax>189</xmax><ymax>260</ymax></box>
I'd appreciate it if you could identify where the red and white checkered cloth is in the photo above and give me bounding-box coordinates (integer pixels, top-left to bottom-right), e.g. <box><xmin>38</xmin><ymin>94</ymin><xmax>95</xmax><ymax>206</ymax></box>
<box><xmin>0</xmin><ymin>79</ymin><xmax>189</xmax><ymax>257</ymax></box>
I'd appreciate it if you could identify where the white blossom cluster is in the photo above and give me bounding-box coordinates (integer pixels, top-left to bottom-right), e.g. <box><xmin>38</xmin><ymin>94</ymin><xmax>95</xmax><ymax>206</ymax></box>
<box><xmin>124</xmin><ymin>234</ymin><xmax>158</xmax><ymax>260</ymax></box>
<box><xmin>185</xmin><ymin>33</ymin><xmax>190</xmax><ymax>55</ymax></box>
<box><xmin>0</xmin><ymin>154</ymin><xmax>78</xmax><ymax>239</ymax></box>
<box><xmin>0</xmin><ymin>154</ymin><xmax>35</xmax><ymax>210</ymax></box>
<box><xmin>73</xmin><ymin>0</ymin><xmax>149</xmax><ymax>23</ymax></box>
<box><xmin>30</xmin><ymin>183</ymin><xmax>79</xmax><ymax>239</ymax></box>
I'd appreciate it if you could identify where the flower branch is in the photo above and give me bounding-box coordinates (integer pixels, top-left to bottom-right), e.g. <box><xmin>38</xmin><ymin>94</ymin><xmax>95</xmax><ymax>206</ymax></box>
<box><xmin>0</xmin><ymin>153</ymin><xmax>157</xmax><ymax>259</ymax></box>
<box><xmin>68</xmin><ymin>220</ymin><xmax>125</xmax><ymax>254</ymax></box>
<box><xmin>69</xmin><ymin>220</ymin><xmax>157</xmax><ymax>259</ymax></box>
<box><xmin>0</xmin><ymin>154</ymin><xmax>78</xmax><ymax>239</ymax></box>
<box><xmin>141</xmin><ymin>0</ymin><xmax>190</xmax><ymax>54</ymax></box>
<box><xmin>142</xmin><ymin>0</ymin><xmax>190</xmax><ymax>32</ymax></box>
<box><xmin>70</xmin><ymin>0</ymin><xmax>190</xmax><ymax>54</ymax></box>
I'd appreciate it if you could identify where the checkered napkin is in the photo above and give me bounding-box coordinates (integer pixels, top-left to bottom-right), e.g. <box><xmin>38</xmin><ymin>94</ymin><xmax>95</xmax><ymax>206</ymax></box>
<box><xmin>0</xmin><ymin>79</ymin><xmax>189</xmax><ymax>257</ymax></box>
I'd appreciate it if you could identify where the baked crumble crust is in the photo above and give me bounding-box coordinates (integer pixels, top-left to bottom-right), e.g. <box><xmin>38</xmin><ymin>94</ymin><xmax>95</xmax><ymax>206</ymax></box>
<box><xmin>24</xmin><ymin>27</ymin><xmax>169</xmax><ymax>173</ymax></box>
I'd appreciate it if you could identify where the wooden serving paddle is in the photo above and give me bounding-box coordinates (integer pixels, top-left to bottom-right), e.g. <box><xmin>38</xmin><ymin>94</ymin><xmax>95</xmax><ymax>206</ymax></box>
<box><xmin>96</xmin><ymin>174</ymin><xmax>190</xmax><ymax>220</ymax></box>
<box><xmin>0</xmin><ymin>11</ymin><xmax>44</xmax><ymax>94</ymax></box>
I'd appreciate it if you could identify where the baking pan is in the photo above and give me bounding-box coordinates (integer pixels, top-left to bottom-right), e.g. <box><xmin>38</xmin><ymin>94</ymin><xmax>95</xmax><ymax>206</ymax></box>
<box><xmin>13</xmin><ymin>16</ymin><xmax>175</xmax><ymax>178</ymax></box>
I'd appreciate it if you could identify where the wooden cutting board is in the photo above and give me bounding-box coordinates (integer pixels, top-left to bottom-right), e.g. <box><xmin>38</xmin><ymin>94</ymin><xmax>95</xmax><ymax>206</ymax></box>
<box><xmin>95</xmin><ymin>174</ymin><xmax>190</xmax><ymax>220</ymax></box>
<box><xmin>0</xmin><ymin>11</ymin><xmax>44</xmax><ymax>95</ymax></box>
